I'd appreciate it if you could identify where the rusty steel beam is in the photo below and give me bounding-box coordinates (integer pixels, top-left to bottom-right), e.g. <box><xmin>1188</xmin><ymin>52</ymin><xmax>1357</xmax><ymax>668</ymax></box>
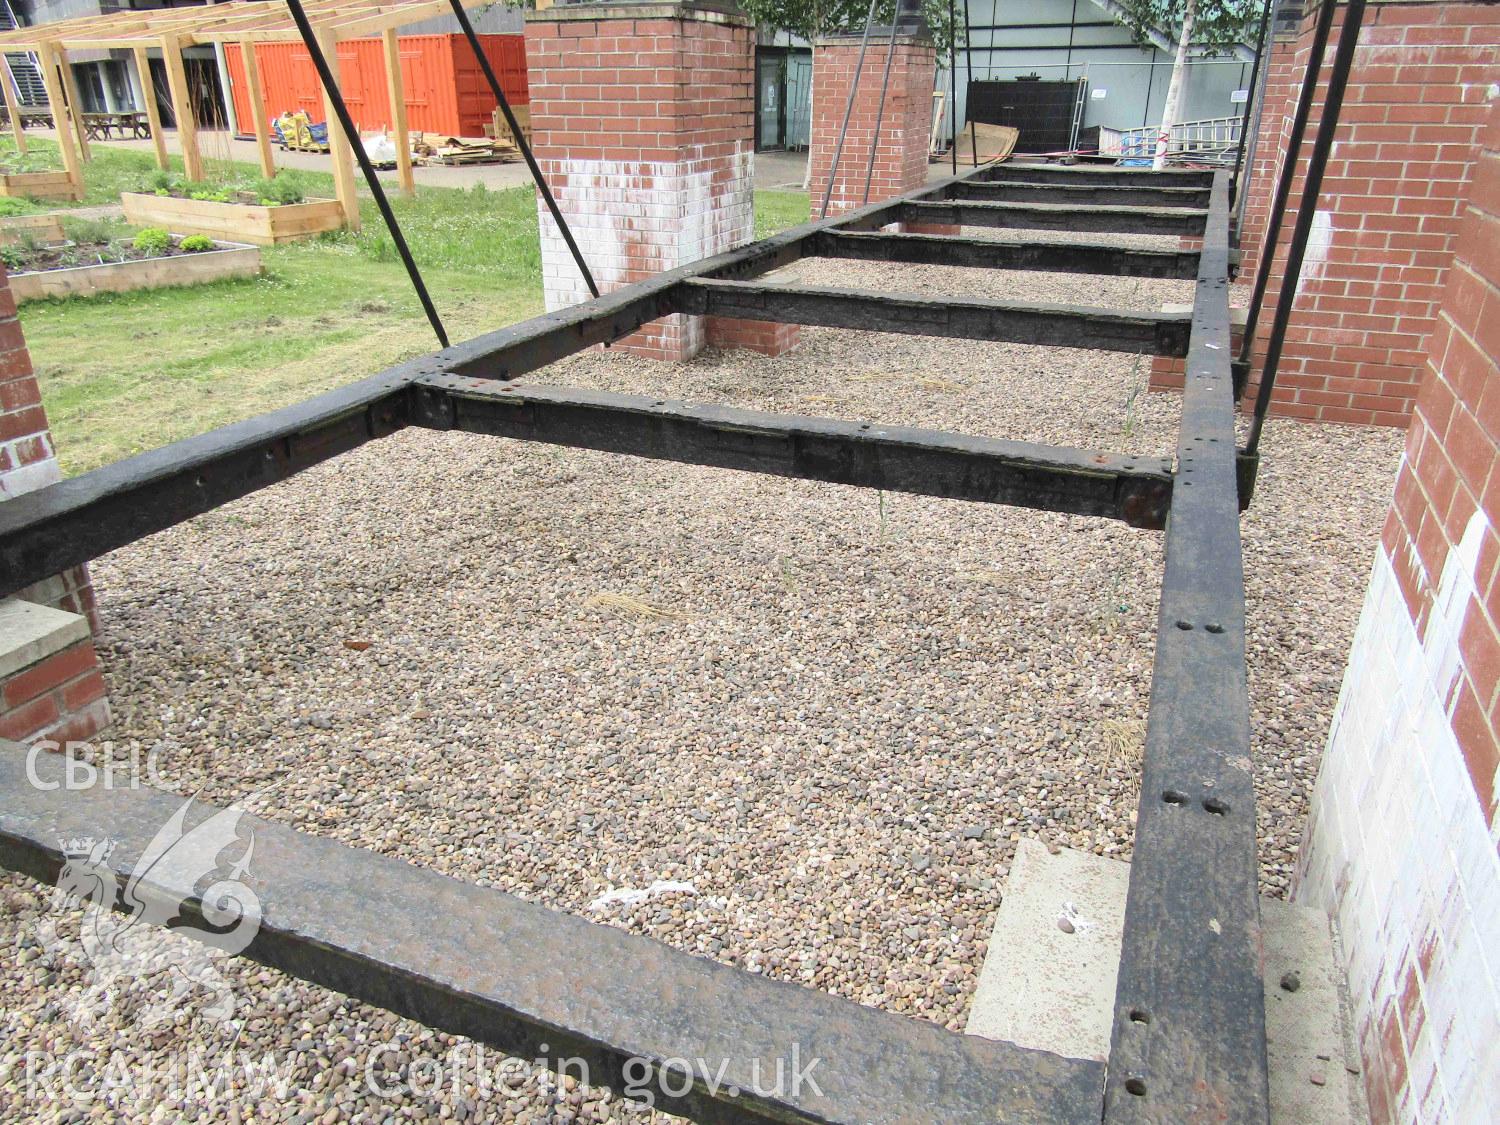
<box><xmin>811</xmin><ymin>230</ymin><xmax>1201</xmax><ymax>278</ymax></box>
<box><xmin>946</xmin><ymin>180</ymin><xmax>1212</xmax><ymax>208</ymax></box>
<box><xmin>972</xmin><ymin>164</ymin><xmax>1214</xmax><ymax>189</ymax></box>
<box><xmin>899</xmin><ymin>199</ymin><xmax>1209</xmax><ymax>236</ymax></box>
<box><xmin>1</xmin><ymin>750</ymin><xmax>1106</xmax><ymax>1124</ymax></box>
<box><xmin>1102</xmin><ymin>171</ymin><xmax>1271</xmax><ymax>1123</ymax></box>
<box><xmin>676</xmin><ymin>279</ymin><xmax>1192</xmax><ymax>356</ymax></box>
<box><xmin>411</xmin><ymin>378</ymin><xmax>1175</xmax><ymax>529</ymax></box>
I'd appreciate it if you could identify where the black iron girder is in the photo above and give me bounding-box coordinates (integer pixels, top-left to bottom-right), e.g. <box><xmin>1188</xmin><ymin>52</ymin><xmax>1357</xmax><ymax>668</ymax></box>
<box><xmin>1102</xmin><ymin>172</ymin><xmax>1271</xmax><ymax>1122</ymax></box>
<box><xmin>0</xmin><ymin>371</ymin><xmax>411</xmax><ymax>600</ymax></box>
<box><xmin>677</xmin><ymin>278</ymin><xmax>1192</xmax><ymax>356</ymax></box>
<box><xmin>899</xmin><ymin>199</ymin><xmax>1209</xmax><ymax>236</ymax></box>
<box><xmin>947</xmin><ymin>180</ymin><xmax>1212</xmax><ymax>208</ymax></box>
<box><xmin>811</xmin><ymin>230</ymin><xmax>1201</xmax><ymax>279</ymax></box>
<box><xmin>974</xmin><ymin>164</ymin><xmax>1214</xmax><ymax>189</ymax></box>
<box><xmin>411</xmin><ymin>377</ymin><xmax>1175</xmax><ymax>529</ymax></box>
<box><xmin>1</xmin><ymin>751</ymin><xmax>1106</xmax><ymax>1125</ymax></box>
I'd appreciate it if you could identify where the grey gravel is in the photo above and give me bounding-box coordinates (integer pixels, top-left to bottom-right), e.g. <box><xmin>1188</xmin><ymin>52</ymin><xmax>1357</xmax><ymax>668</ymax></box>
<box><xmin>0</xmin><ymin>252</ymin><xmax>1403</xmax><ymax>1122</ymax></box>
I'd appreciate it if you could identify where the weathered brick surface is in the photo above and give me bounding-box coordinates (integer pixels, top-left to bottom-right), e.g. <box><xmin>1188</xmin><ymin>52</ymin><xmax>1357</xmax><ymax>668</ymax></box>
<box><xmin>1215</xmin><ymin>0</ymin><xmax>1500</xmax><ymax>426</ymax></box>
<box><xmin>808</xmin><ymin>31</ymin><xmax>938</xmax><ymax>223</ymax></box>
<box><xmin>525</xmin><ymin>1</ymin><xmax>757</xmax><ymax>360</ymax></box>
<box><xmin>1296</xmin><ymin>98</ymin><xmax>1500</xmax><ymax>1124</ymax></box>
<box><xmin>0</xmin><ymin>260</ymin><xmax>109</xmax><ymax>744</ymax></box>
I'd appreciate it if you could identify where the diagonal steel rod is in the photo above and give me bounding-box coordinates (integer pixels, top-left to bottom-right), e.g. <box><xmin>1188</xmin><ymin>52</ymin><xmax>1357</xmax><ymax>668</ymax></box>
<box><xmin>964</xmin><ymin>0</ymin><xmax>978</xmax><ymax>163</ymax></box>
<box><xmin>861</xmin><ymin>5</ymin><xmax>904</xmax><ymax>206</ymax></box>
<box><xmin>1230</xmin><ymin>0</ymin><xmax>1273</xmax><ymax>205</ymax></box>
<box><xmin>949</xmin><ymin>0</ymin><xmax>957</xmax><ymax>174</ymax></box>
<box><xmin>820</xmin><ymin>0</ymin><xmax>880</xmax><ymax>219</ymax></box>
<box><xmin>1236</xmin><ymin>0</ymin><xmax>1339</xmax><ymax>366</ymax></box>
<box><xmin>1246</xmin><ymin>0</ymin><xmax>1367</xmax><ymax>455</ymax></box>
<box><xmin>447</xmin><ymin>0</ymin><xmax>599</xmax><ymax>299</ymax></box>
<box><xmin>283</xmin><ymin>0</ymin><xmax>449</xmax><ymax>347</ymax></box>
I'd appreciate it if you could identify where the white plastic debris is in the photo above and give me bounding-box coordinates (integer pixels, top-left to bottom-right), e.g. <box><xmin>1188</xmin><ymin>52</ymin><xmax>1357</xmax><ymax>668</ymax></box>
<box><xmin>587</xmin><ymin>880</ymin><xmax>698</xmax><ymax>912</ymax></box>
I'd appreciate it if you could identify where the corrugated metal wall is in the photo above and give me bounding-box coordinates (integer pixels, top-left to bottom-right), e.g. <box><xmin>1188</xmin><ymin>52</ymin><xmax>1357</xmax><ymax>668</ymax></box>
<box><xmin>224</xmin><ymin>34</ymin><xmax>527</xmax><ymax>140</ymax></box>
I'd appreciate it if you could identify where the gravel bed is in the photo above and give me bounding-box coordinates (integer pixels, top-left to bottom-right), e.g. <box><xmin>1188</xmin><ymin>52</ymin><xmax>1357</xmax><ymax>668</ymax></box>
<box><xmin>0</xmin><ymin>278</ymin><xmax>1402</xmax><ymax>1122</ymax></box>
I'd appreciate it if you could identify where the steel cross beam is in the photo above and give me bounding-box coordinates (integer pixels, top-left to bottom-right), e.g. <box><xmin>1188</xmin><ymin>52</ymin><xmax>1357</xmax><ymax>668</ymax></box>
<box><xmin>810</xmin><ymin>231</ymin><xmax>1202</xmax><ymax>278</ymax></box>
<box><xmin>898</xmin><ymin>199</ymin><xmax>1210</xmax><ymax>235</ymax></box>
<box><xmin>0</xmin><ymin>751</ymin><xmax>1105</xmax><ymax>1125</ymax></box>
<box><xmin>0</xmin><ymin>160</ymin><xmax>1265</xmax><ymax>1123</ymax></box>
<box><xmin>410</xmin><ymin>378</ymin><xmax>1175</xmax><ymax>528</ymax></box>
<box><xmin>947</xmin><ymin>180</ymin><xmax>1213</xmax><ymax>208</ymax></box>
<box><xmin>676</xmin><ymin>280</ymin><xmax>1193</xmax><ymax>356</ymax></box>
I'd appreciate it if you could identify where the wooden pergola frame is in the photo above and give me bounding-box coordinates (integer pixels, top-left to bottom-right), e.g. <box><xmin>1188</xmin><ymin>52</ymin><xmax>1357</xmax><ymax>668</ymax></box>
<box><xmin>0</xmin><ymin>0</ymin><xmax>491</xmax><ymax>221</ymax></box>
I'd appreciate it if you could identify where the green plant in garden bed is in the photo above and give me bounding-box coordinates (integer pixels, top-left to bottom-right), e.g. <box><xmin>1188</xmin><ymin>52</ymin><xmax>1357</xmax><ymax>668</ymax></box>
<box><xmin>0</xmin><ymin>139</ymin><xmax>62</xmax><ymax>176</ymax></box>
<box><xmin>143</xmin><ymin>167</ymin><xmax>309</xmax><ymax>206</ymax></box>
<box><xmin>0</xmin><ymin>196</ymin><xmax>41</xmax><ymax>217</ymax></box>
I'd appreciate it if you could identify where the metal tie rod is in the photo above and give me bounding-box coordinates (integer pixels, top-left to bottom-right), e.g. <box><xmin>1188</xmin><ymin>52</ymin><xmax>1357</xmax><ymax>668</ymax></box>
<box><xmin>1236</xmin><ymin>0</ymin><xmax>1340</xmax><ymax>366</ymax></box>
<box><xmin>448</xmin><ymin>0</ymin><xmax>600</xmax><ymax>300</ymax></box>
<box><xmin>1247</xmin><ymin>0</ymin><xmax>1367</xmax><ymax>456</ymax></box>
<box><xmin>283</xmin><ymin>0</ymin><xmax>449</xmax><ymax>348</ymax></box>
<box><xmin>820</xmin><ymin>0</ymin><xmax>880</xmax><ymax>219</ymax></box>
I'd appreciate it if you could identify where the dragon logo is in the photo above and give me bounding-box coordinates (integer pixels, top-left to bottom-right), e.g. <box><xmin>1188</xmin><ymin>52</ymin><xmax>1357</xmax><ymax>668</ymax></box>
<box><xmin>34</xmin><ymin>791</ymin><xmax>265</xmax><ymax>1029</ymax></box>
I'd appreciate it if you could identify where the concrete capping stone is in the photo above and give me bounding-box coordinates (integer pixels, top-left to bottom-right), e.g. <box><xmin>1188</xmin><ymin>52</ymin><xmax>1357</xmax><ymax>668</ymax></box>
<box><xmin>527</xmin><ymin>1</ymin><xmax>751</xmax><ymax>28</ymax></box>
<box><xmin>0</xmin><ymin>599</ymin><xmax>89</xmax><ymax>681</ymax></box>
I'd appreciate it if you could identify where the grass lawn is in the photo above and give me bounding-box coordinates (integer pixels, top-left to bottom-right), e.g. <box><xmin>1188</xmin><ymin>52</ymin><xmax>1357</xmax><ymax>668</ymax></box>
<box><xmin>7</xmin><ymin>139</ymin><xmax>811</xmax><ymax>474</ymax></box>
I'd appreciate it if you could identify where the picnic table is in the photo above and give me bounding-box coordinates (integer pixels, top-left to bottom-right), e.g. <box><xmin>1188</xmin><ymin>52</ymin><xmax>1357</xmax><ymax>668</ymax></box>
<box><xmin>0</xmin><ymin>107</ymin><xmax>53</xmax><ymax>129</ymax></box>
<box><xmin>81</xmin><ymin>111</ymin><xmax>150</xmax><ymax>141</ymax></box>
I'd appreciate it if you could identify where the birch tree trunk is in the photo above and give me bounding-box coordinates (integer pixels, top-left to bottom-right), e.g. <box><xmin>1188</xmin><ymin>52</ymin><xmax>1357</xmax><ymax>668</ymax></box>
<box><xmin>1153</xmin><ymin>0</ymin><xmax>1197</xmax><ymax>170</ymax></box>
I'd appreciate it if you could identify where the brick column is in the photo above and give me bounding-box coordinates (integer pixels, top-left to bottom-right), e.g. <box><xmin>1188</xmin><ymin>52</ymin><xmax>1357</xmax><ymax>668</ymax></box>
<box><xmin>0</xmin><ymin>261</ymin><xmax>109</xmax><ymax>745</ymax></box>
<box><xmin>525</xmin><ymin>0</ymin><xmax>756</xmax><ymax>362</ymax></box>
<box><xmin>1236</xmin><ymin>0</ymin><xmax>1308</xmax><ymax>282</ymax></box>
<box><xmin>808</xmin><ymin>26</ymin><xmax>938</xmax><ymax>223</ymax></box>
<box><xmin>1294</xmin><ymin>101</ymin><xmax>1500</xmax><ymax>1124</ymax></box>
<box><xmin>1235</xmin><ymin>0</ymin><xmax>1499</xmax><ymax>427</ymax></box>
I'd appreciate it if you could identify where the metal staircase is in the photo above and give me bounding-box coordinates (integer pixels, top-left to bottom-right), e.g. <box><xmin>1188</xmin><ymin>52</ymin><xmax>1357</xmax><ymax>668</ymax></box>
<box><xmin>0</xmin><ymin>0</ymin><xmax>47</xmax><ymax>106</ymax></box>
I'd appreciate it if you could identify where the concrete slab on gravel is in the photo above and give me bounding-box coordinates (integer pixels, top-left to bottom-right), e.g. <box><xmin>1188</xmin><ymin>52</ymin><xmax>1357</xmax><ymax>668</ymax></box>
<box><xmin>967</xmin><ymin>839</ymin><xmax>1367</xmax><ymax>1123</ymax></box>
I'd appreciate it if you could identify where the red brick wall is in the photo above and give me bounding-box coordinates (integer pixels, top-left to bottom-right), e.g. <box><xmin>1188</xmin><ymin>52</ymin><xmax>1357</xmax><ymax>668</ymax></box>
<box><xmin>808</xmin><ymin>33</ymin><xmax>936</xmax><ymax>220</ymax></box>
<box><xmin>1236</xmin><ymin>1</ymin><xmax>1306</xmax><ymax>281</ymax></box>
<box><xmin>1296</xmin><ymin>99</ymin><xmax>1500</xmax><ymax>1124</ymax></box>
<box><xmin>1234</xmin><ymin>0</ymin><xmax>1499</xmax><ymax>427</ymax></box>
<box><xmin>525</xmin><ymin>1</ymin><xmax>755</xmax><ymax>360</ymax></box>
<box><xmin>0</xmin><ymin>261</ymin><xmax>109</xmax><ymax>744</ymax></box>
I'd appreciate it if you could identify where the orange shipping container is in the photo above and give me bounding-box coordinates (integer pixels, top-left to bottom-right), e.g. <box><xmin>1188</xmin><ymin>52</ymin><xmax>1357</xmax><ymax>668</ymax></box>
<box><xmin>225</xmin><ymin>34</ymin><xmax>528</xmax><ymax>141</ymax></box>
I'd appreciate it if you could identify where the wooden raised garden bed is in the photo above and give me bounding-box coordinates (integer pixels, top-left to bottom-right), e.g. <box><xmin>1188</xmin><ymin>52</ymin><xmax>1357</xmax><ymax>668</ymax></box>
<box><xmin>10</xmin><ymin>238</ymin><xmax>262</xmax><ymax>303</ymax></box>
<box><xmin>121</xmin><ymin>192</ymin><xmax>344</xmax><ymax>246</ymax></box>
<box><xmin>0</xmin><ymin>171</ymin><xmax>81</xmax><ymax>202</ymax></box>
<box><xmin>0</xmin><ymin>213</ymin><xmax>66</xmax><ymax>246</ymax></box>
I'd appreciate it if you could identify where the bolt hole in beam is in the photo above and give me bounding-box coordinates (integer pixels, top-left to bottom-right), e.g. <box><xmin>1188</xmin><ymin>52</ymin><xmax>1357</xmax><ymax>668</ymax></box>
<box><xmin>1203</xmin><ymin>798</ymin><xmax>1231</xmax><ymax>816</ymax></box>
<box><xmin>1161</xmin><ymin>790</ymin><xmax>1189</xmax><ymax>806</ymax></box>
<box><xmin>1128</xmin><ymin>1010</ymin><xmax>1150</xmax><ymax>1025</ymax></box>
<box><xmin>1125</xmin><ymin>1078</ymin><xmax>1148</xmax><ymax>1097</ymax></box>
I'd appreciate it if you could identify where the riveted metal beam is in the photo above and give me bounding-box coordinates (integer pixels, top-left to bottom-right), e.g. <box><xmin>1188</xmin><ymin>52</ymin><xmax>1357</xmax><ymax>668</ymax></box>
<box><xmin>677</xmin><ymin>279</ymin><xmax>1192</xmax><ymax>356</ymax></box>
<box><xmin>947</xmin><ymin>180</ymin><xmax>1212</xmax><ymax>209</ymax></box>
<box><xmin>811</xmin><ymin>230</ymin><xmax>1201</xmax><ymax>279</ymax></box>
<box><xmin>1102</xmin><ymin>171</ymin><xmax>1271</xmax><ymax>1123</ymax></box>
<box><xmin>413</xmin><ymin>378</ymin><xmax>1175</xmax><ymax>529</ymax></box>
<box><xmin>900</xmin><ymin>200</ymin><xmax>1209</xmax><ymax>236</ymax></box>
<box><xmin>1</xmin><ymin>750</ymin><xmax>1106</xmax><ymax>1125</ymax></box>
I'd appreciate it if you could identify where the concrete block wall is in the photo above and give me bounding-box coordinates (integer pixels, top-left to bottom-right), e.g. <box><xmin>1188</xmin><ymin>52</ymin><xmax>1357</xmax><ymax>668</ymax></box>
<box><xmin>524</xmin><ymin>0</ymin><xmax>756</xmax><ymax>362</ymax></box>
<box><xmin>0</xmin><ymin>261</ymin><xmax>109</xmax><ymax>744</ymax></box>
<box><xmin>1295</xmin><ymin>100</ymin><xmax>1500</xmax><ymax>1124</ymax></box>
<box><xmin>1207</xmin><ymin>0</ymin><xmax>1500</xmax><ymax>427</ymax></box>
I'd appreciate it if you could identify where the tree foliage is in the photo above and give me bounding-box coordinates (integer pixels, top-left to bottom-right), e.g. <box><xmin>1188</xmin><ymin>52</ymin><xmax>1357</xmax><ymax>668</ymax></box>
<box><xmin>1110</xmin><ymin>0</ymin><xmax>1264</xmax><ymax>55</ymax></box>
<box><xmin>738</xmin><ymin>0</ymin><xmax>961</xmax><ymax>57</ymax></box>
